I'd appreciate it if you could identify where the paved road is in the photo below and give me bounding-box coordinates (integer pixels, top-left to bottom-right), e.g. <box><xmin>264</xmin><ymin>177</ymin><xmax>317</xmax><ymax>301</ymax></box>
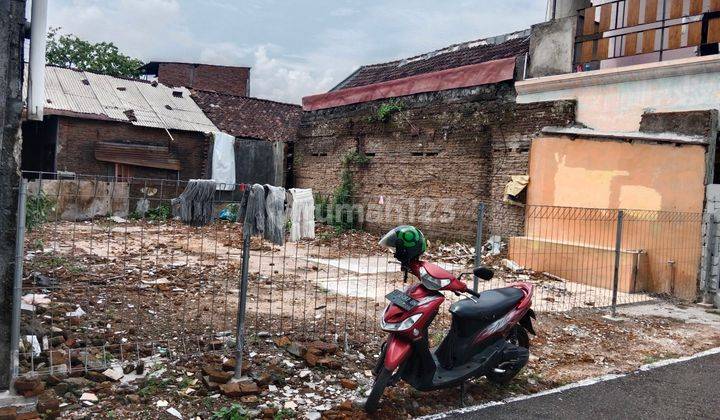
<box><xmin>448</xmin><ymin>352</ymin><xmax>720</xmax><ymax>420</ymax></box>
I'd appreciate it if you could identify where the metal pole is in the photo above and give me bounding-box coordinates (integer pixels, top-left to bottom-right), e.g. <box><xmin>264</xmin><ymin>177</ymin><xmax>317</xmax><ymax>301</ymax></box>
<box><xmin>702</xmin><ymin>213</ymin><xmax>717</xmax><ymax>304</ymax></box>
<box><xmin>473</xmin><ymin>203</ymin><xmax>486</xmax><ymax>292</ymax></box>
<box><xmin>10</xmin><ymin>179</ymin><xmax>28</xmax><ymax>382</ymax></box>
<box><xmin>659</xmin><ymin>0</ymin><xmax>667</xmax><ymax>62</ymax></box>
<box><xmin>234</xmin><ymin>223</ymin><xmax>252</xmax><ymax>379</ymax></box>
<box><xmin>611</xmin><ymin>209</ymin><xmax>624</xmax><ymax>317</ymax></box>
<box><xmin>27</xmin><ymin>0</ymin><xmax>48</xmax><ymax>121</ymax></box>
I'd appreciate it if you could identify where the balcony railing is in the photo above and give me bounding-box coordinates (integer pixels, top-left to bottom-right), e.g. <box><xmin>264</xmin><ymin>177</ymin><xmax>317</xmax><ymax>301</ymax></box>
<box><xmin>574</xmin><ymin>0</ymin><xmax>720</xmax><ymax>70</ymax></box>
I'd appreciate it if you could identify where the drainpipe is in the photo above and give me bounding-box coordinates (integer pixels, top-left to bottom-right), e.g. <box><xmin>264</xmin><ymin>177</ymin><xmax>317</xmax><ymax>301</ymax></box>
<box><xmin>27</xmin><ymin>0</ymin><xmax>48</xmax><ymax>121</ymax></box>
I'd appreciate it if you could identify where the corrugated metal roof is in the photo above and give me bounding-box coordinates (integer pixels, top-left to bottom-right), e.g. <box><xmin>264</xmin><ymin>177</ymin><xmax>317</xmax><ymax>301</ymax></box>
<box><xmin>41</xmin><ymin>66</ymin><xmax>219</xmax><ymax>133</ymax></box>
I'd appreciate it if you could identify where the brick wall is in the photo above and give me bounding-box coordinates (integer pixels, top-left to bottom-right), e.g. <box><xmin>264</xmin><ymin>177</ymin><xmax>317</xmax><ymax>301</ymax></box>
<box><xmin>55</xmin><ymin>117</ymin><xmax>209</xmax><ymax>181</ymax></box>
<box><xmin>157</xmin><ymin>63</ymin><xmax>250</xmax><ymax>97</ymax></box>
<box><xmin>295</xmin><ymin>83</ymin><xmax>575</xmax><ymax>241</ymax></box>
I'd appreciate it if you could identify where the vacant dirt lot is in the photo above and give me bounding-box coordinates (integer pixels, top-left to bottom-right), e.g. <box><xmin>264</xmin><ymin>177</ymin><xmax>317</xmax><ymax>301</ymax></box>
<box><xmin>15</xmin><ymin>218</ymin><xmax>709</xmax><ymax>419</ymax></box>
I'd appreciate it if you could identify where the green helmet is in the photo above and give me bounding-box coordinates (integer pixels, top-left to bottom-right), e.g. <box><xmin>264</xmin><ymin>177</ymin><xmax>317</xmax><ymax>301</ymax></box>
<box><xmin>379</xmin><ymin>225</ymin><xmax>428</xmax><ymax>264</ymax></box>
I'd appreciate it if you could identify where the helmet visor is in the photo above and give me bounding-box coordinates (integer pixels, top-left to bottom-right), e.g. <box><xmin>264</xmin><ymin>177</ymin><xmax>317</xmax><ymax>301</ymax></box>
<box><xmin>378</xmin><ymin>229</ymin><xmax>397</xmax><ymax>249</ymax></box>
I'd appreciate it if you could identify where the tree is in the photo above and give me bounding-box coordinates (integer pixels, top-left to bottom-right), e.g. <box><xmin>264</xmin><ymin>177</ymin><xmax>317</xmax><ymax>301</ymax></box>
<box><xmin>46</xmin><ymin>28</ymin><xmax>144</xmax><ymax>78</ymax></box>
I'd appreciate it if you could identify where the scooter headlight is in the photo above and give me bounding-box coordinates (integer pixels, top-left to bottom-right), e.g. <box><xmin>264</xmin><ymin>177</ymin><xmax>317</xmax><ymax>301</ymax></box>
<box><xmin>418</xmin><ymin>267</ymin><xmax>451</xmax><ymax>290</ymax></box>
<box><xmin>381</xmin><ymin>313</ymin><xmax>423</xmax><ymax>332</ymax></box>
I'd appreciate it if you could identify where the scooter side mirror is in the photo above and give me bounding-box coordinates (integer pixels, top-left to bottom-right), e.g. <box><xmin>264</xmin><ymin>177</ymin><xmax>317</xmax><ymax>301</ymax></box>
<box><xmin>473</xmin><ymin>267</ymin><xmax>494</xmax><ymax>281</ymax></box>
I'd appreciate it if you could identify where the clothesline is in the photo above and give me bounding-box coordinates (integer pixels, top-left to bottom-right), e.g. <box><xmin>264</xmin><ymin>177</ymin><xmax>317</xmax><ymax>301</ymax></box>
<box><xmin>173</xmin><ymin>180</ymin><xmax>315</xmax><ymax>245</ymax></box>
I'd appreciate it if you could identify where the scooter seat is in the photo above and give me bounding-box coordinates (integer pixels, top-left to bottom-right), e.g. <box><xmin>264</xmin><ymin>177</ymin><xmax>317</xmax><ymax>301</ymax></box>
<box><xmin>450</xmin><ymin>287</ymin><xmax>524</xmax><ymax>321</ymax></box>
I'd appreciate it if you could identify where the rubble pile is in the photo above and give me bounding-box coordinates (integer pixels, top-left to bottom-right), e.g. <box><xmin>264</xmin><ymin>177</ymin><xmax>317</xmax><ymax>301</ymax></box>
<box><xmin>13</xmin><ymin>334</ymin><xmax>382</xmax><ymax>419</ymax></box>
<box><xmin>425</xmin><ymin>242</ymin><xmax>476</xmax><ymax>266</ymax></box>
<box><xmin>311</xmin><ymin>225</ymin><xmax>387</xmax><ymax>258</ymax></box>
<box><xmin>11</xmin><ymin>306</ymin><xmax>719</xmax><ymax>419</ymax></box>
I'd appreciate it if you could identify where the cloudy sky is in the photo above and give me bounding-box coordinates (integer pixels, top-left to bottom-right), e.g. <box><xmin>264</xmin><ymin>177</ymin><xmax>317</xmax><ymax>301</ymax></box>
<box><xmin>42</xmin><ymin>0</ymin><xmax>547</xmax><ymax>104</ymax></box>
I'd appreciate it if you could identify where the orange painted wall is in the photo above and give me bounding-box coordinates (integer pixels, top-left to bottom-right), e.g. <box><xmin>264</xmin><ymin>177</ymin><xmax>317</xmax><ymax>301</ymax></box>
<box><xmin>511</xmin><ymin>135</ymin><xmax>706</xmax><ymax>299</ymax></box>
<box><xmin>527</xmin><ymin>135</ymin><xmax>706</xmax><ymax>212</ymax></box>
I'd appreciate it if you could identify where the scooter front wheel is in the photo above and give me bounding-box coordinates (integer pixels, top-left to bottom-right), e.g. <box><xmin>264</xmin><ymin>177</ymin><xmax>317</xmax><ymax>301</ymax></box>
<box><xmin>365</xmin><ymin>367</ymin><xmax>393</xmax><ymax>413</ymax></box>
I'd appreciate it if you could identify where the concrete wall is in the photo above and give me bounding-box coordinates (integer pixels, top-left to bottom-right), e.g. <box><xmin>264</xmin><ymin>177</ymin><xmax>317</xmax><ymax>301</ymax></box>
<box><xmin>517</xmin><ymin>56</ymin><xmax>720</xmax><ymax>132</ymax></box>
<box><xmin>702</xmin><ymin>185</ymin><xmax>720</xmax><ymax>307</ymax></box>
<box><xmin>528</xmin><ymin>16</ymin><xmax>577</xmax><ymax>78</ymax></box>
<box><xmin>0</xmin><ymin>0</ymin><xmax>26</xmax><ymax>391</ymax></box>
<box><xmin>545</xmin><ymin>0</ymin><xmax>590</xmax><ymax>20</ymax></box>
<box><xmin>296</xmin><ymin>83</ymin><xmax>576</xmax><ymax>240</ymax></box>
<box><xmin>27</xmin><ymin>179</ymin><xmax>130</xmax><ymax>221</ymax></box>
<box><xmin>510</xmin><ymin>134</ymin><xmax>706</xmax><ymax>299</ymax></box>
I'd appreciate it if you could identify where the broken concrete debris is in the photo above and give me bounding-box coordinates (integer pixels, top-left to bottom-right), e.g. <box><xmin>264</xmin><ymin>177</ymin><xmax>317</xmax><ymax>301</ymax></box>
<box><xmin>218</xmin><ymin>380</ymin><xmax>259</xmax><ymax>398</ymax></box>
<box><xmin>6</xmin><ymin>307</ymin><xmax>718</xmax><ymax>419</ymax></box>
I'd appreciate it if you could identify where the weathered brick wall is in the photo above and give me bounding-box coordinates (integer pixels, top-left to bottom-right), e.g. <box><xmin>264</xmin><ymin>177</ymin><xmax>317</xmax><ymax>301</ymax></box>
<box><xmin>295</xmin><ymin>83</ymin><xmax>575</xmax><ymax>241</ymax></box>
<box><xmin>55</xmin><ymin>117</ymin><xmax>209</xmax><ymax>181</ymax></box>
<box><xmin>157</xmin><ymin>63</ymin><xmax>250</xmax><ymax>97</ymax></box>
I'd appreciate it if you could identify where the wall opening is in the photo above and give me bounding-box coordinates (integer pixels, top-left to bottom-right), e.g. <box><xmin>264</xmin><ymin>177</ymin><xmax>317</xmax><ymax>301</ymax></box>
<box><xmin>21</xmin><ymin>116</ymin><xmax>58</xmax><ymax>177</ymax></box>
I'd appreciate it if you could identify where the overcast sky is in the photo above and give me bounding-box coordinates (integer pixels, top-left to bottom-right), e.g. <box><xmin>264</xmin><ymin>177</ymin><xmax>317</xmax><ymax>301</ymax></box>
<box><xmin>42</xmin><ymin>0</ymin><xmax>546</xmax><ymax>104</ymax></box>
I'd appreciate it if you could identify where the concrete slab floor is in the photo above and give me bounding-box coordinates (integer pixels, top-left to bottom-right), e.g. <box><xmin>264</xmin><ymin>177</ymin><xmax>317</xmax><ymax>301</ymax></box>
<box><xmin>307</xmin><ymin>256</ymin><xmax>465</xmax><ymax>275</ymax></box>
<box><xmin>0</xmin><ymin>390</ymin><xmax>36</xmax><ymax>412</ymax></box>
<box><xmin>618</xmin><ymin>301</ymin><xmax>720</xmax><ymax>329</ymax></box>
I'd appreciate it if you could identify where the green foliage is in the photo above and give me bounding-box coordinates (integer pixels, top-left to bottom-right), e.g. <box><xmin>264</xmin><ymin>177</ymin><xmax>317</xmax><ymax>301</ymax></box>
<box><xmin>147</xmin><ymin>203</ymin><xmax>172</xmax><ymax>221</ymax></box>
<box><xmin>211</xmin><ymin>404</ymin><xmax>249</xmax><ymax>420</ymax></box>
<box><xmin>24</xmin><ymin>254</ymin><xmax>84</xmax><ymax>276</ymax></box>
<box><xmin>137</xmin><ymin>377</ymin><xmax>171</xmax><ymax>398</ymax></box>
<box><xmin>274</xmin><ymin>408</ymin><xmax>296</xmax><ymax>420</ymax></box>
<box><xmin>341</xmin><ymin>150</ymin><xmax>371</xmax><ymax>167</ymax></box>
<box><xmin>373</xmin><ymin>99</ymin><xmax>404</xmax><ymax>122</ymax></box>
<box><xmin>127</xmin><ymin>203</ymin><xmax>171</xmax><ymax>222</ymax></box>
<box><xmin>326</xmin><ymin>151</ymin><xmax>373</xmax><ymax>230</ymax></box>
<box><xmin>314</xmin><ymin>194</ymin><xmax>330</xmax><ymax>222</ymax></box>
<box><xmin>26</xmin><ymin>191</ymin><xmax>56</xmax><ymax>232</ymax></box>
<box><xmin>46</xmin><ymin>27</ymin><xmax>144</xmax><ymax>78</ymax></box>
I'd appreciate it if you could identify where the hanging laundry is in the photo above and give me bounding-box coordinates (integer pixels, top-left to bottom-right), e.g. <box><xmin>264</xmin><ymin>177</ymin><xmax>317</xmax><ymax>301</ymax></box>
<box><xmin>264</xmin><ymin>185</ymin><xmax>287</xmax><ymax>246</ymax></box>
<box><xmin>211</xmin><ymin>132</ymin><xmax>236</xmax><ymax>191</ymax></box>
<box><xmin>173</xmin><ymin>180</ymin><xmax>217</xmax><ymax>226</ymax></box>
<box><xmin>242</xmin><ymin>184</ymin><xmax>266</xmax><ymax>236</ymax></box>
<box><xmin>287</xmin><ymin>188</ymin><xmax>316</xmax><ymax>242</ymax></box>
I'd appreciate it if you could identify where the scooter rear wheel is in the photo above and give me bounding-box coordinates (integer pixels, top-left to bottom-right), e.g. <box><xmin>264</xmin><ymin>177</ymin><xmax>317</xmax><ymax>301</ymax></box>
<box><xmin>486</xmin><ymin>326</ymin><xmax>530</xmax><ymax>385</ymax></box>
<box><xmin>365</xmin><ymin>367</ymin><xmax>393</xmax><ymax>413</ymax></box>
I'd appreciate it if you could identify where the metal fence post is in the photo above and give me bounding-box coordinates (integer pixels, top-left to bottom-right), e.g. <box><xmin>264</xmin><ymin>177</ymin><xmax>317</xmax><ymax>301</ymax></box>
<box><xmin>611</xmin><ymin>209</ymin><xmax>624</xmax><ymax>317</ymax></box>
<box><xmin>10</xmin><ymin>179</ymin><xmax>28</xmax><ymax>382</ymax></box>
<box><xmin>234</xmin><ymin>222</ymin><xmax>252</xmax><ymax>379</ymax></box>
<box><xmin>473</xmin><ymin>203</ymin><xmax>486</xmax><ymax>292</ymax></box>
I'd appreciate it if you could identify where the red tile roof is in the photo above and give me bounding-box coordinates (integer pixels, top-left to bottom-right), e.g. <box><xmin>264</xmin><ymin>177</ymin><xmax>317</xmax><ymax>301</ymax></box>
<box><xmin>334</xmin><ymin>32</ymin><xmax>530</xmax><ymax>91</ymax></box>
<box><xmin>192</xmin><ymin>90</ymin><xmax>301</xmax><ymax>142</ymax></box>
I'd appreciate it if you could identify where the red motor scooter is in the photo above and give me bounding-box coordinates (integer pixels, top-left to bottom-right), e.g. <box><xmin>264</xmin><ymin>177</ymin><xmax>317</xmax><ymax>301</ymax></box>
<box><xmin>365</xmin><ymin>226</ymin><xmax>536</xmax><ymax>413</ymax></box>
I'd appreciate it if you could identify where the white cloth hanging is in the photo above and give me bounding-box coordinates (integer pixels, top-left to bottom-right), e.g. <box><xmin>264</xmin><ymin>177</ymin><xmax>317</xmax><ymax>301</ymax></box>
<box><xmin>211</xmin><ymin>132</ymin><xmax>236</xmax><ymax>191</ymax></box>
<box><xmin>287</xmin><ymin>188</ymin><xmax>315</xmax><ymax>242</ymax></box>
